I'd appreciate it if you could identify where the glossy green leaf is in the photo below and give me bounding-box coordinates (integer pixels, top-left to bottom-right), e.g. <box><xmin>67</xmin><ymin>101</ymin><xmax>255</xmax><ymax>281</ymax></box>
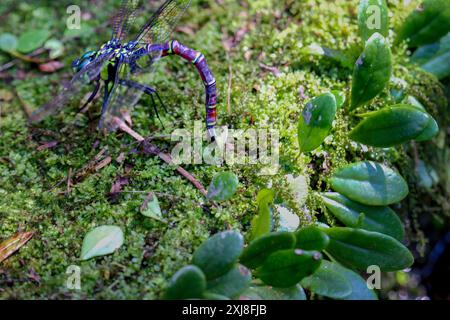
<box><xmin>415</xmin><ymin>115</ymin><xmax>439</xmax><ymax>141</ymax></box>
<box><xmin>207</xmin><ymin>171</ymin><xmax>239</xmax><ymax>202</ymax></box>
<box><xmin>256</xmin><ymin>249</ymin><xmax>322</xmax><ymax>288</ymax></box>
<box><xmin>298</xmin><ymin>93</ymin><xmax>337</xmax><ymax>152</ymax></box>
<box><xmin>206</xmin><ymin>264</ymin><xmax>252</xmax><ymax>298</ymax></box>
<box><xmin>16</xmin><ymin>29</ymin><xmax>51</xmax><ymax>53</ymax></box>
<box><xmin>330</xmin><ymin>161</ymin><xmax>409</xmax><ymax>206</ymax></box>
<box><xmin>412</xmin><ymin>33</ymin><xmax>450</xmax><ymax>79</ymax></box>
<box><xmin>164</xmin><ymin>265</ymin><xmax>206</xmax><ymax>300</ymax></box>
<box><xmin>411</xmin><ymin>42</ymin><xmax>441</xmax><ymax>65</ymax></box>
<box><xmin>358</xmin><ymin>0</ymin><xmax>389</xmax><ymax>42</ymax></box>
<box><xmin>295</xmin><ymin>226</ymin><xmax>330</xmax><ymax>251</ymax></box>
<box><xmin>334</xmin><ymin>262</ymin><xmax>378</xmax><ymax>300</ymax></box>
<box><xmin>192</xmin><ymin>231</ymin><xmax>244</xmax><ymax>279</ymax></box>
<box><xmin>321</xmin><ymin>192</ymin><xmax>405</xmax><ymax>240</ymax></box>
<box><xmin>396</xmin><ymin>0</ymin><xmax>450</xmax><ymax>47</ymax></box>
<box><xmin>240</xmin><ymin>231</ymin><xmax>296</xmax><ymax>269</ymax></box>
<box><xmin>300</xmin><ymin>44</ymin><xmax>354</xmax><ymax>69</ymax></box>
<box><xmin>250</xmin><ymin>189</ymin><xmax>275</xmax><ymax>241</ymax></box>
<box><xmin>331</xmin><ymin>90</ymin><xmax>346</xmax><ymax>109</ymax></box>
<box><xmin>0</xmin><ymin>33</ymin><xmax>17</xmax><ymax>52</ymax></box>
<box><xmin>301</xmin><ymin>260</ymin><xmax>377</xmax><ymax>300</ymax></box>
<box><xmin>350</xmin><ymin>33</ymin><xmax>392</xmax><ymax>110</ymax></box>
<box><xmin>301</xmin><ymin>260</ymin><xmax>352</xmax><ymax>299</ymax></box>
<box><xmin>323</xmin><ymin>227</ymin><xmax>414</xmax><ymax>271</ymax></box>
<box><xmin>349</xmin><ymin>105</ymin><xmax>431</xmax><ymax>147</ymax></box>
<box><xmin>80</xmin><ymin>225</ymin><xmax>124</xmax><ymax>261</ymax></box>
<box><xmin>240</xmin><ymin>285</ymin><xmax>306</xmax><ymax>300</ymax></box>
<box><xmin>399</xmin><ymin>101</ymin><xmax>440</xmax><ymax>141</ymax></box>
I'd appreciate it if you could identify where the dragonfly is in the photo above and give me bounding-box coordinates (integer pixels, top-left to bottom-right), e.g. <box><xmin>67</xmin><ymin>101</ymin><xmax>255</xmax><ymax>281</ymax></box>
<box><xmin>29</xmin><ymin>0</ymin><xmax>218</xmax><ymax>140</ymax></box>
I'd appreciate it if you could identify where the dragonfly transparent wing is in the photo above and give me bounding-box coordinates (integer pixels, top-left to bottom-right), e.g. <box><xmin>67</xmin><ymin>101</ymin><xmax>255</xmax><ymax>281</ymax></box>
<box><xmin>29</xmin><ymin>53</ymin><xmax>113</xmax><ymax>124</ymax></box>
<box><xmin>111</xmin><ymin>0</ymin><xmax>141</xmax><ymax>42</ymax></box>
<box><xmin>130</xmin><ymin>0</ymin><xmax>192</xmax><ymax>72</ymax></box>
<box><xmin>134</xmin><ymin>0</ymin><xmax>192</xmax><ymax>45</ymax></box>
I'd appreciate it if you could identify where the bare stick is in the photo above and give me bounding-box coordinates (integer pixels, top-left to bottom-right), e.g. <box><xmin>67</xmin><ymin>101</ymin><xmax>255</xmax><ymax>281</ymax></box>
<box><xmin>112</xmin><ymin>117</ymin><xmax>208</xmax><ymax>197</ymax></box>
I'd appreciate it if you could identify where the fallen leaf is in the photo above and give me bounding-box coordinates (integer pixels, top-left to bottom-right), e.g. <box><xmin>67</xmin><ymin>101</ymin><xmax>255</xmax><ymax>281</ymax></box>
<box><xmin>108</xmin><ymin>176</ymin><xmax>129</xmax><ymax>201</ymax></box>
<box><xmin>259</xmin><ymin>63</ymin><xmax>281</xmax><ymax>77</ymax></box>
<box><xmin>39</xmin><ymin>61</ymin><xmax>64</xmax><ymax>73</ymax></box>
<box><xmin>0</xmin><ymin>231</ymin><xmax>34</xmax><ymax>263</ymax></box>
<box><xmin>95</xmin><ymin>156</ymin><xmax>112</xmax><ymax>171</ymax></box>
<box><xmin>36</xmin><ymin>141</ymin><xmax>58</xmax><ymax>152</ymax></box>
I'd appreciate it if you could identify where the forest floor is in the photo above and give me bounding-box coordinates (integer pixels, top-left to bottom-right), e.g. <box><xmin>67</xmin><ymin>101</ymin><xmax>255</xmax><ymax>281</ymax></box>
<box><xmin>0</xmin><ymin>0</ymin><xmax>448</xmax><ymax>299</ymax></box>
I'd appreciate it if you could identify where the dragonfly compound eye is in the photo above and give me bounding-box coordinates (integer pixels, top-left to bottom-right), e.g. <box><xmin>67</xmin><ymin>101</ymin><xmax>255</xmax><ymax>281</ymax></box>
<box><xmin>72</xmin><ymin>51</ymin><xmax>98</xmax><ymax>72</ymax></box>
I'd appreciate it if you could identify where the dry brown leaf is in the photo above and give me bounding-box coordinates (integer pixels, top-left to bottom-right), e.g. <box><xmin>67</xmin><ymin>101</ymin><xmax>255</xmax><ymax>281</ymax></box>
<box><xmin>39</xmin><ymin>61</ymin><xmax>64</xmax><ymax>73</ymax></box>
<box><xmin>0</xmin><ymin>231</ymin><xmax>34</xmax><ymax>263</ymax></box>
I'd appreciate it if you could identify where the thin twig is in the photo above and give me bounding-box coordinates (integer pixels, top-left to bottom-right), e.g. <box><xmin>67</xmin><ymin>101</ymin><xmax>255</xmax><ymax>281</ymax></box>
<box><xmin>113</xmin><ymin>117</ymin><xmax>208</xmax><ymax>197</ymax></box>
<box><xmin>0</xmin><ymin>48</ymin><xmax>47</xmax><ymax>73</ymax></box>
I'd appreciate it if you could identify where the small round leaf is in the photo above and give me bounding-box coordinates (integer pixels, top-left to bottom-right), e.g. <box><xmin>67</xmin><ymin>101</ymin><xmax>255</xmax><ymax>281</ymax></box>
<box><xmin>164</xmin><ymin>265</ymin><xmax>206</xmax><ymax>300</ymax></box>
<box><xmin>207</xmin><ymin>172</ymin><xmax>239</xmax><ymax>202</ymax></box>
<box><xmin>80</xmin><ymin>225</ymin><xmax>124</xmax><ymax>261</ymax></box>
<box><xmin>192</xmin><ymin>231</ymin><xmax>244</xmax><ymax>279</ymax></box>
<box><xmin>256</xmin><ymin>249</ymin><xmax>322</xmax><ymax>288</ymax></box>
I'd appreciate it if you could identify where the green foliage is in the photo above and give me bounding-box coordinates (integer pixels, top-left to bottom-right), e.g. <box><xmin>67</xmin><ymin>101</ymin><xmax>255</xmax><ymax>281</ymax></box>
<box><xmin>301</xmin><ymin>260</ymin><xmax>377</xmax><ymax>300</ymax></box>
<box><xmin>249</xmin><ymin>189</ymin><xmax>275</xmax><ymax>241</ymax></box>
<box><xmin>350</xmin><ymin>33</ymin><xmax>392</xmax><ymax>110</ymax></box>
<box><xmin>294</xmin><ymin>226</ymin><xmax>330</xmax><ymax>251</ymax></box>
<box><xmin>301</xmin><ymin>260</ymin><xmax>353</xmax><ymax>299</ymax></box>
<box><xmin>207</xmin><ymin>171</ymin><xmax>239</xmax><ymax>202</ymax></box>
<box><xmin>321</xmin><ymin>192</ymin><xmax>405</xmax><ymax>240</ymax></box>
<box><xmin>396</xmin><ymin>0</ymin><xmax>450</xmax><ymax>47</ymax></box>
<box><xmin>80</xmin><ymin>225</ymin><xmax>124</xmax><ymax>261</ymax></box>
<box><xmin>16</xmin><ymin>29</ymin><xmax>51</xmax><ymax>53</ymax></box>
<box><xmin>349</xmin><ymin>105</ymin><xmax>434</xmax><ymax>147</ymax></box>
<box><xmin>0</xmin><ymin>33</ymin><xmax>17</xmax><ymax>52</ymax></box>
<box><xmin>297</xmin><ymin>93</ymin><xmax>337</xmax><ymax>152</ymax></box>
<box><xmin>192</xmin><ymin>230</ymin><xmax>244</xmax><ymax>279</ymax></box>
<box><xmin>163</xmin><ymin>265</ymin><xmax>207</xmax><ymax>300</ymax></box>
<box><xmin>331</xmin><ymin>90</ymin><xmax>346</xmax><ymax>109</ymax></box>
<box><xmin>240</xmin><ymin>231</ymin><xmax>296</xmax><ymax>269</ymax></box>
<box><xmin>206</xmin><ymin>264</ymin><xmax>252</xmax><ymax>298</ymax></box>
<box><xmin>358</xmin><ymin>0</ymin><xmax>389</xmax><ymax>42</ymax></box>
<box><xmin>1</xmin><ymin>0</ymin><xmax>447</xmax><ymax>300</ymax></box>
<box><xmin>330</xmin><ymin>161</ymin><xmax>409</xmax><ymax>206</ymax></box>
<box><xmin>323</xmin><ymin>227</ymin><xmax>414</xmax><ymax>271</ymax></box>
<box><xmin>255</xmin><ymin>249</ymin><xmax>322</xmax><ymax>288</ymax></box>
<box><xmin>140</xmin><ymin>193</ymin><xmax>165</xmax><ymax>222</ymax></box>
<box><xmin>412</xmin><ymin>33</ymin><xmax>450</xmax><ymax>80</ymax></box>
<box><xmin>240</xmin><ymin>285</ymin><xmax>306</xmax><ymax>300</ymax></box>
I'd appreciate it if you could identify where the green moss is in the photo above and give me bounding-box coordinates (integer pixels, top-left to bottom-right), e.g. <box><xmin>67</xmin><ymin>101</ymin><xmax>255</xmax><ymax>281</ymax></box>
<box><xmin>0</xmin><ymin>0</ymin><xmax>448</xmax><ymax>299</ymax></box>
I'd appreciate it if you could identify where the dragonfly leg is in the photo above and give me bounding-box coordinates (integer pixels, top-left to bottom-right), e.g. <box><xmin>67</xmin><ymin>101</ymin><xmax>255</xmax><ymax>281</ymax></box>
<box><xmin>145</xmin><ymin>41</ymin><xmax>217</xmax><ymax>140</ymax></box>
<box><xmin>79</xmin><ymin>80</ymin><xmax>101</xmax><ymax>112</ymax></box>
<box><xmin>100</xmin><ymin>81</ymin><xmax>111</xmax><ymax>117</ymax></box>
<box><xmin>118</xmin><ymin>79</ymin><xmax>165</xmax><ymax>127</ymax></box>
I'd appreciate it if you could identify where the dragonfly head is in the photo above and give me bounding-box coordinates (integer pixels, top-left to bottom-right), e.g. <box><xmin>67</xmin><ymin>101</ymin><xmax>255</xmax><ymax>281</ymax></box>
<box><xmin>72</xmin><ymin>50</ymin><xmax>97</xmax><ymax>73</ymax></box>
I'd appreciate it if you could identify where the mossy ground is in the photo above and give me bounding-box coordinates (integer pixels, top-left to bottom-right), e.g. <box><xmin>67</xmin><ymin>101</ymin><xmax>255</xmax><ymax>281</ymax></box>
<box><xmin>0</xmin><ymin>0</ymin><xmax>448</xmax><ymax>299</ymax></box>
